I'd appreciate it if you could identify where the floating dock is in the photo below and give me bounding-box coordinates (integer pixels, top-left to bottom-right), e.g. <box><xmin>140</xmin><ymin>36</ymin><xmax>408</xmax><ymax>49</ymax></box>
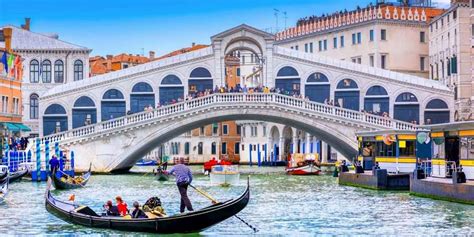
<box><xmin>339</xmin><ymin>170</ymin><xmax>410</xmax><ymax>190</ymax></box>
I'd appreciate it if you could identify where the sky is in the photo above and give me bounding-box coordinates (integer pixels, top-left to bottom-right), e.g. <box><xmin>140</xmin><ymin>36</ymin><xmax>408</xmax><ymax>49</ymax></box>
<box><xmin>0</xmin><ymin>0</ymin><xmax>451</xmax><ymax>57</ymax></box>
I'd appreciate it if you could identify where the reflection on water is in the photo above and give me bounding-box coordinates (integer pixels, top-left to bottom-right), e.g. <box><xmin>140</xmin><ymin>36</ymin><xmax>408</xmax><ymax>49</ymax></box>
<box><xmin>1</xmin><ymin>172</ymin><xmax>474</xmax><ymax>235</ymax></box>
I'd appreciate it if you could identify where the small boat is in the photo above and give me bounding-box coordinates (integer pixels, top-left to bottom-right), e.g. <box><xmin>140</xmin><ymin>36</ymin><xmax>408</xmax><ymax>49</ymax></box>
<box><xmin>52</xmin><ymin>164</ymin><xmax>92</xmax><ymax>190</ymax></box>
<box><xmin>0</xmin><ymin>165</ymin><xmax>8</xmax><ymax>181</ymax></box>
<box><xmin>8</xmin><ymin>167</ymin><xmax>29</xmax><ymax>183</ymax></box>
<box><xmin>286</xmin><ymin>163</ymin><xmax>321</xmax><ymax>175</ymax></box>
<box><xmin>45</xmin><ymin>178</ymin><xmax>250</xmax><ymax>234</ymax></box>
<box><xmin>210</xmin><ymin>165</ymin><xmax>240</xmax><ymax>186</ymax></box>
<box><xmin>154</xmin><ymin>168</ymin><xmax>169</xmax><ymax>181</ymax></box>
<box><xmin>136</xmin><ymin>160</ymin><xmax>158</xmax><ymax>166</ymax></box>
<box><xmin>0</xmin><ymin>177</ymin><xmax>9</xmax><ymax>204</ymax></box>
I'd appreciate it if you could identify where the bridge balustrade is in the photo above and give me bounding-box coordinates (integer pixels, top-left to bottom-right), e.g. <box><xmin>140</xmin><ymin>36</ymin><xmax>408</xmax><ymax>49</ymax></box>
<box><xmin>34</xmin><ymin>93</ymin><xmax>417</xmax><ymax>147</ymax></box>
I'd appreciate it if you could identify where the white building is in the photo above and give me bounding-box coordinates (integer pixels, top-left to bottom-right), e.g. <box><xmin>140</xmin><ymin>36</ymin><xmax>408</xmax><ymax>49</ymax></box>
<box><xmin>428</xmin><ymin>0</ymin><xmax>473</xmax><ymax>120</ymax></box>
<box><xmin>0</xmin><ymin>19</ymin><xmax>91</xmax><ymax>136</ymax></box>
<box><xmin>275</xmin><ymin>4</ymin><xmax>445</xmax><ymax>78</ymax></box>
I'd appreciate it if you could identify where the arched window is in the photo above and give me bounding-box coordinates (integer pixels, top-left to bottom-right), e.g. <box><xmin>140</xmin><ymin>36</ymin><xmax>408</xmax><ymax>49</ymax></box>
<box><xmin>364</xmin><ymin>85</ymin><xmax>389</xmax><ymax>115</ymax></box>
<box><xmin>189</xmin><ymin>67</ymin><xmax>213</xmax><ymax>94</ymax></box>
<box><xmin>101</xmin><ymin>89</ymin><xmax>126</xmax><ymax>121</ymax></box>
<box><xmin>198</xmin><ymin>142</ymin><xmax>203</xmax><ymax>155</ymax></box>
<box><xmin>43</xmin><ymin>104</ymin><xmax>68</xmax><ymax>136</ymax></box>
<box><xmin>305</xmin><ymin>72</ymin><xmax>330</xmax><ymax>103</ymax></box>
<box><xmin>184</xmin><ymin>142</ymin><xmax>190</xmax><ymax>155</ymax></box>
<box><xmin>42</xmin><ymin>60</ymin><xmax>52</xmax><ymax>83</ymax></box>
<box><xmin>54</xmin><ymin>60</ymin><xmax>64</xmax><ymax>83</ymax></box>
<box><xmin>335</xmin><ymin>79</ymin><xmax>359</xmax><ymax>111</ymax></box>
<box><xmin>72</xmin><ymin>96</ymin><xmax>97</xmax><ymax>128</ymax></box>
<box><xmin>394</xmin><ymin>92</ymin><xmax>419</xmax><ymax>123</ymax></box>
<box><xmin>131</xmin><ymin>82</ymin><xmax>155</xmax><ymax>113</ymax></box>
<box><xmin>30</xmin><ymin>94</ymin><xmax>39</xmax><ymax>119</ymax></box>
<box><xmin>159</xmin><ymin>75</ymin><xmax>184</xmax><ymax>105</ymax></box>
<box><xmin>74</xmin><ymin>60</ymin><xmax>84</xmax><ymax>81</ymax></box>
<box><xmin>425</xmin><ymin>99</ymin><xmax>450</xmax><ymax>124</ymax></box>
<box><xmin>275</xmin><ymin>66</ymin><xmax>300</xmax><ymax>95</ymax></box>
<box><xmin>30</xmin><ymin>60</ymin><xmax>40</xmax><ymax>83</ymax></box>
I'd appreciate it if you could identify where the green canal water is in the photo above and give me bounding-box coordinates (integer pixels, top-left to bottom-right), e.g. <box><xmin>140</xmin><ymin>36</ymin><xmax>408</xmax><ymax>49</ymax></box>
<box><xmin>1</xmin><ymin>170</ymin><xmax>474</xmax><ymax>236</ymax></box>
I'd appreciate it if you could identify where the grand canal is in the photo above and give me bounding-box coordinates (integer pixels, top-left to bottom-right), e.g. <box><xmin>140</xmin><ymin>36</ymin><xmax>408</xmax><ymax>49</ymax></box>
<box><xmin>1</xmin><ymin>168</ymin><xmax>474</xmax><ymax>235</ymax></box>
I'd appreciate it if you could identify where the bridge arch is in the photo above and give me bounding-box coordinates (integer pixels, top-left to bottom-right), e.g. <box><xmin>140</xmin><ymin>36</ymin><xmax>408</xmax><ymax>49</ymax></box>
<box><xmin>364</xmin><ymin>85</ymin><xmax>389</xmax><ymax>115</ymax></box>
<box><xmin>130</xmin><ymin>82</ymin><xmax>155</xmax><ymax>113</ymax></box>
<box><xmin>43</xmin><ymin>103</ymin><xmax>68</xmax><ymax>136</ymax></box>
<box><xmin>188</xmin><ymin>67</ymin><xmax>213</xmax><ymax>94</ymax></box>
<box><xmin>159</xmin><ymin>74</ymin><xmax>184</xmax><ymax>105</ymax></box>
<box><xmin>275</xmin><ymin>66</ymin><xmax>301</xmax><ymax>95</ymax></box>
<box><xmin>305</xmin><ymin>72</ymin><xmax>330</xmax><ymax>103</ymax></box>
<box><xmin>101</xmin><ymin>88</ymin><xmax>126</xmax><ymax>121</ymax></box>
<box><xmin>72</xmin><ymin>96</ymin><xmax>97</xmax><ymax>129</ymax></box>
<box><xmin>335</xmin><ymin>78</ymin><xmax>359</xmax><ymax>111</ymax></box>
<box><xmin>394</xmin><ymin>92</ymin><xmax>419</xmax><ymax>123</ymax></box>
<box><xmin>110</xmin><ymin>107</ymin><xmax>359</xmax><ymax>171</ymax></box>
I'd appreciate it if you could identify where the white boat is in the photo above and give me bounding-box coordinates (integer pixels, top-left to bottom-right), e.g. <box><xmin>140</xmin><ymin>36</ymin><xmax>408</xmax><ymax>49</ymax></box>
<box><xmin>0</xmin><ymin>165</ymin><xmax>9</xmax><ymax>204</ymax></box>
<box><xmin>210</xmin><ymin>165</ymin><xmax>240</xmax><ymax>186</ymax></box>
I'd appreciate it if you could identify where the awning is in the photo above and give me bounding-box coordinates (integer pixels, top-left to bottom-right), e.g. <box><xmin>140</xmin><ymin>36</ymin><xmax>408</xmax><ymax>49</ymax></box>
<box><xmin>0</xmin><ymin>123</ymin><xmax>31</xmax><ymax>132</ymax></box>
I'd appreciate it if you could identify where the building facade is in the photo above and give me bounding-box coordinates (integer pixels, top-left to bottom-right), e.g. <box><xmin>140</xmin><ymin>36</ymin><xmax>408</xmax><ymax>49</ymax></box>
<box><xmin>0</xmin><ymin>19</ymin><xmax>91</xmax><ymax>136</ymax></box>
<box><xmin>90</xmin><ymin>53</ymin><xmax>154</xmax><ymax>77</ymax></box>
<box><xmin>276</xmin><ymin>4</ymin><xmax>444</xmax><ymax>78</ymax></box>
<box><xmin>428</xmin><ymin>0</ymin><xmax>473</xmax><ymax>121</ymax></box>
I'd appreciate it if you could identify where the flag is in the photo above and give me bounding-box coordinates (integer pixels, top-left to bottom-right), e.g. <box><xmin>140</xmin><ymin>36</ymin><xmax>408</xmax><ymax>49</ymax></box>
<box><xmin>7</xmin><ymin>53</ymin><xmax>14</xmax><ymax>75</ymax></box>
<box><xmin>1</xmin><ymin>52</ymin><xmax>7</xmax><ymax>74</ymax></box>
<box><xmin>9</xmin><ymin>55</ymin><xmax>17</xmax><ymax>77</ymax></box>
<box><xmin>13</xmin><ymin>56</ymin><xmax>21</xmax><ymax>80</ymax></box>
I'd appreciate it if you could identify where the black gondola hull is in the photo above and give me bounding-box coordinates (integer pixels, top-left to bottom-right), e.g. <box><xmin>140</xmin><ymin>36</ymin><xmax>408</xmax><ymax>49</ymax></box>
<box><xmin>8</xmin><ymin>168</ymin><xmax>28</xmax><ymax>183</ymax></box>
<box><xmin>45</xmin><ymin>180</ymin><xmax>250</xmax><ymax>233</ymax></box>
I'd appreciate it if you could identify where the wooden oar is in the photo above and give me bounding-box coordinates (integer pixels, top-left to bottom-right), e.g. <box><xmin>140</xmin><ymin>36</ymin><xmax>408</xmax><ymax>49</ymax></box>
<box><xmin>188</xmin><ymin>184</ymin><xmax>258</xmax><ymax>233</ymax></box>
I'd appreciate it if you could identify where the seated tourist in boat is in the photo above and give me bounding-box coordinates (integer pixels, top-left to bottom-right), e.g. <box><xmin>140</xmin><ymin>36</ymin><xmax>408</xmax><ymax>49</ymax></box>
<box><xmin>115</xmin><ymin>196</ymin><xmax>128</xmax><ymax>216</ymax></box>
<box><xmin>131</xmin><ymin>201</ymin><xmax>148</xmax><ymax>218</ymax></box>
<box><xmin>103</xmin><ymin>200</ymin><xmax>120</xmax><ymax>216</ymax></box>
<box><xmin>143</xmin><ymin>197</ymin><xmax>167</xmax><ymax>217</ymax></box>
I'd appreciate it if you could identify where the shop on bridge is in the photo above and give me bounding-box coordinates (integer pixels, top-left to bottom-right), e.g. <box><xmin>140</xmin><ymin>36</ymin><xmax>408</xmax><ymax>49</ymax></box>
<box><xmin>72</xmin><ymin>96</ymin><xmax>97</xmax><ymax>128</ymax></box>
<box><xmin>188</xmin><ymin>67</ymin><xmax>213</xmax><ymax>94</ymax></box>
<box><xmin>424</xmin><ymin>99</ymin><xmax>450</xmax><ymax>124</ymax></box>
<box><xmin>43</xmin><ymin>104</ymin><xmax>68</xmax><ymax>136</ymax></box>
<box><xmin>364</xmin><ymin>86</ymin><xmax>389</xmax><ymax>115</ymax></box>
<box><xmin>394</xmin><ymin>92</ymin><xmax>419</xmax><ymax>124</ymax></box>
<box><xmin>304</xmin><ymin>72</ymin><xmax>330</xmax><ymax>103</ymax></box>
<box><xmin>159</xmin><ymin>74</ymin><xmax>184</xmax><ymax>105</ymax></box>
<box><xmin>334</xmin><ymin>79</ymin><xmax>359</xmax><ymax>111</ymax></box>
<box><xmin>275</xmin><ymin>66</ymin><xmax>300</xmax><ymax>95</ymax></box>
<box><xmin>130</xmin><ymin>82</ymin><xmax>155</xmax><ymax>113</ymax></box>
<box><xmin>101</xmin><ymin>89</ymin><xmax>126</xmax><ymax>121</ymax></box>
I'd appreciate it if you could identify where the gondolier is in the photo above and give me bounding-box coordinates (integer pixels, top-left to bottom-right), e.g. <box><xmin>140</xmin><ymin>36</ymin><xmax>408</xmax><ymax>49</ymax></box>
<box><xmin>167</xmin><ymin>161</ymin><xmax>194</xmax><ymax>213</ymax></box>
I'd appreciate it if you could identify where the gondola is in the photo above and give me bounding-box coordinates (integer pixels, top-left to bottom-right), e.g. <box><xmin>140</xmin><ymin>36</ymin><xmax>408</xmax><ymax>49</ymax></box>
<box><xmin>8</xmin><ymin>167</ymin><xmax>29</xmax><ymax>183</ymax></box>
<box><xmin>51</xmin><ymin>164</ymin><xmax>92</xmax><ymax>190</ymax></box>
<box><xmin>153</xmin><ymin>168</ymin><xmax>169</xmax><ymax>181</ymax></box>
<box><xmin>0</xmin><ymin>165</ymin><xmax>8</xmax><ymax>181</ymax></box>
<box><xmin>45</xmin><ymin>178</ymin><xmax>250</xmax><ymax>234</ymax></box>
<box><xmin>0</xmin><ymin>177</ymin><xmax>9</xmax><ymax>204</ymax></box>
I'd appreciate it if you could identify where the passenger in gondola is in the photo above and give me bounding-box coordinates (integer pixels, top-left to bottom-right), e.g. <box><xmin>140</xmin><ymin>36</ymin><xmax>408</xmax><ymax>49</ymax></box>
<box><xmin>131</xmin><ymin>201</ymin><xmax>148</xmax><ymax>218</ymax></box>
<box><xmin>115</xmin><ymin>196</ymin><xmax>128</xmax><ymax>216</ymax></box>
<box><xmin>49</xmin><ymin>155</ymin><xmax>60</xmax><ymax>175</ymax></box>
<box><xmin>103</xmin><ymin>200</ymin><xmax>120</xmax><ymax>216</ymax></box>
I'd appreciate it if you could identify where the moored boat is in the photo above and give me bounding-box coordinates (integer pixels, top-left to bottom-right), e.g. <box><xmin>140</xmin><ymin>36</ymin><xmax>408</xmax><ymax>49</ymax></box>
<box><xmin>0</xmin><ymin>176</ymin><xmax>8</xmax><ymax>204</ymax></box>
<box><xmin>8</xmin><ymin>166</ymin><xmax>29</xmax><ymax>183</ymax></box>
<box><xmin>135</xmin><ymin>159</ymin><xmax>158</xmax><ymax>166</ymax></box>
<box><xmin>286</xmin><ymin>163</ymin><xmax>321</xmax><ymax>175</ymax></box>
<box><xmin>45</xmin><ymin>178</ymin><xmax>250</xmax><ymax>234</ymax></box>
<box><xmin>52</xmin><ymin>164</ymin><xmax>92</xmax><ymax>190</ymax></box>
<box><xmin>210</xmin><ymin>165</ymin><xmax>240</xmax><ymax>186</ymax></box>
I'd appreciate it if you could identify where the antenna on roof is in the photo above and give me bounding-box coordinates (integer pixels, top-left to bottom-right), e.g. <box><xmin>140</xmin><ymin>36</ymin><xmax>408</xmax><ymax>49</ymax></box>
<box><xmin>141</xmin><ymin>48</ymin><xmax>144</xmax><ymax>56</ymax></box>
<box><xmin>283</xmin><ymin>11</ymin><xmax>287</xmax><ymax>30</ymax></box>
<box><xmin>274</xmin><ymin>9</ymin><xmax>280</xmax><ymax>33</ymax></box>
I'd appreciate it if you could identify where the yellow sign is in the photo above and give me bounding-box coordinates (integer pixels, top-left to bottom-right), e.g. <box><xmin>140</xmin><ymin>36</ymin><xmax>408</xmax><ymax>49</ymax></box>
<box><xmin>399</xmin><ymin>140</ymin><xmax>406</xmax><ymax>148</ymax></box>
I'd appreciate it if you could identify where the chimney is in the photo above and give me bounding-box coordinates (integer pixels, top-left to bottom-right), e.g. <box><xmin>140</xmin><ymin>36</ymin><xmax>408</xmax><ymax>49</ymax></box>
<box><xmin>21</xmin><ymin>18</ymin><xmax>31</xmax><ymax>31</ymax></box>
<box><xmin>149</xmin><ymin>51</ymin><xmax>155</xmax><ymax>60</ymax></box>
<box><xmin>192</xmin><ymin>42</ymin><xmax>196</xmax><ymax>47</ymax></box>
<box><xmin>3</xmin><ymin>27</ymin><xmax>12</xmax><ymax>52</ymax></box>
<box><xmin>106</xmin><ymin>55</ymin><xmax>113</xmax><ymax>70</ymax></box>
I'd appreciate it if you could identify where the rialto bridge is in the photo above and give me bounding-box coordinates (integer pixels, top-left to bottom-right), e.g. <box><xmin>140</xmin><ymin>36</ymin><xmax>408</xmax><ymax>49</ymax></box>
<box><xmin>35</xmin><ymin>25</ymin><xmax>454</xmax><ymax>172</ymax></box>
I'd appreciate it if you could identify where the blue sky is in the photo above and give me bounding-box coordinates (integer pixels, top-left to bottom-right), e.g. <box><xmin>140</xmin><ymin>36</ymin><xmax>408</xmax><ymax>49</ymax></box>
<box><xmin>0</xmin><ymin>0</ymin><xmax>450</xmax><ymax>56</ymax></box>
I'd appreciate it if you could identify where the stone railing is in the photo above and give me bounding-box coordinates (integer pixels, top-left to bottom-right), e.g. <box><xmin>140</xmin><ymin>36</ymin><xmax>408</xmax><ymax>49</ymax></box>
<box><xmin>35</xmin><ymin>93</ymin><xmax>417</xmax><ymax>145</ymax></box>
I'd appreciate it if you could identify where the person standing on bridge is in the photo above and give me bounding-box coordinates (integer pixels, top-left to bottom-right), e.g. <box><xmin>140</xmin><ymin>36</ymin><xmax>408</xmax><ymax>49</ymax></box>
<box><xmin>166</xmin><ymin>161</ymin><xmax>194</xmax><ymax>213</ymax></box>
